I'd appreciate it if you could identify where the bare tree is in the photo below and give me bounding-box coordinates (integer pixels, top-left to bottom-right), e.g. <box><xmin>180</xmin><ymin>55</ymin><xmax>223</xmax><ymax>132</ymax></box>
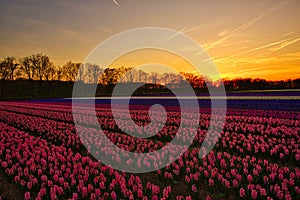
<box><xmin>180</xmin><ymin>72</ymin><xmax>197</xmax><ymax>88</ymax></box>
<box><xmin>0</xmin><ymin>60</ymin><xmax>10</xmax><ymax>99</ymax></box>
<box><xmin>169</xmin><ymin>74</ymin><xmax>183</xmax><ymax>88</ymax></box>
<box><xmin>119</xmin><ymin>67</ymin><xmax>138</xmax><ymax>83</ymax></box>
<box><xmin>30</xmin><ymin>53</ymin><xmax>52</xmax><ymax>81</ymax></box>
<box><xmin>20</xmin><ymin>56</ymin><xmax>35</xmax><ymax>80</ymax></box>
<box><xmin>162</xmin><ymin>73</ymin><xmax>170</xmax><ymax>85</ymax></box>
<box><xmin>0</xmin><ymin>57</ymin><xmax>19</xmax><ymax>80</ymax></box>
<box><xmin>56</xmin><ymin>66</ymin><xmax>64</xmax><ymax>81</ymax></box>
<box><xmin>101</xmin><ymin>68</ymin><xmax>120</xmax><ymax>85</ymax></box>
<box><xmin>191</xmin><ymin>75</ymin><xmax>205</xmax><ymax>90</ymax></box>
<box><xmin>117</xmin><ymin>66</ymin><xmax>127</xmax><ymax>83</ymax></box>
<box><xmin>127</xmin><ymin>67</ymin><xmax>138</xmax><ymax>83</ymax></box>
<box><xmin>149</xmin><ymin>72</ymin><xmax>160</xmax><ymax>85</ymax></box>
<box><xmin>92</xmin><ymin>64</ymin><xmax>102</xmax><ymax>84</ymax></box>
<box><xmin>44</xmin><ymin>64</ymin><xmax>56</xmax><ymax>81</ymax></box>
<box><xmin>63</xmin><ymin>61</ymin><xmax>81</xmax><ymax>81</ymax></box>
<box><xmin>0</xmin><ymin>61</ymin><xmax>10</xmax><ymax>80</ymax></box>
<box><xmin>137</xmin><ymin>69</ymin><xmax>147</xmax><ymax>83</ymax></box>
<box><xmin>77</xmin><ymin>64</ymin><xmax>84</xmax><ymax>82</ymax></box>
<box><xmin>84</xmin><ymin>63</ymin><xmax>102</xmax><ymax>84</ymax></box>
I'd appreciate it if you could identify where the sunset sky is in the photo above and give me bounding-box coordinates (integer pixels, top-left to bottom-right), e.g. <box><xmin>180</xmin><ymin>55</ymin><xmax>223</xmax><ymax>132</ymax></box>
<box><xmin>0</xmin><ymin>0</ymin><xmax>299</xmax><ymax>80</ymax></box>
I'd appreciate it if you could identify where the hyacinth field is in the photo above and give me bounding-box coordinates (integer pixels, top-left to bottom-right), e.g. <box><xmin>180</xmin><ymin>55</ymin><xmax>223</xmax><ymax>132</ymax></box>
<box><xmin>0</xmin><ymin>98</ymin><xmax>299</xmax><ymax>200</ymax></box>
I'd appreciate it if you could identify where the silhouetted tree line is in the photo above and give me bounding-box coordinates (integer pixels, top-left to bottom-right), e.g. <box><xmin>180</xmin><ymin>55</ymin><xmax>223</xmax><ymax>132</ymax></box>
<box><xmin>0</xmin><ymin>54</ymin><xmax>299</xmax><ymax>100</ymax></box>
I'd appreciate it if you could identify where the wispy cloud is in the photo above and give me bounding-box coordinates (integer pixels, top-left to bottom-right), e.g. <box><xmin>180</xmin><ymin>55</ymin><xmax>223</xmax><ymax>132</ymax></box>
<box><xmin>14</xmin><ymin>17</ymin><xmax>49</xmax><ymax>26</ymax></box>
<box><xmin>211</xmin><ymin>40</ymin><xmax>254</xmax><ymax>49</ymax></box>
<box><xmin>237</xmin><ymin>66</ymin><xmax>279</xmax><ymax>73</ymax></box>
<box><xmin>196</xmin><ymin>0</ymin><xmax>291</xmax><ymax>56</ymax></box>
<box><xmin>218</xmin><ymin>30</ymin><xmax>229</xmax><ymax>37</ymax></box>
<box><xmin>215</xmin><ymin>50</ymin><xmax>300</xmax><ymax>67</ymax></box>
<box><xmin>183</xmin><ymin>25</ymin><xmax>204</xmax><ymax>34</ymax></box>
<box><xmin>269</xmin><ymin>37</ymin><xmax>300</xmax><ymax>51</ymax></box>
<box><xmin>98</xmin><ymin>27</ymin><xmax>114</xmax><ymax>34</ymax></box>
<box><xmin>214</xmin><ymin>34</ymin><xmax>300</xmax><ymax>63</ymax></box>
<box><xmin>57</xmin><ymin>27</ymin><xmax>83</xmax><ymax>40</ymax></box>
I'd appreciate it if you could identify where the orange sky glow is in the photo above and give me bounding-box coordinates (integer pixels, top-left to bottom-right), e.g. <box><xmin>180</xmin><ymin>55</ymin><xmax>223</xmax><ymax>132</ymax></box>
<box><xmin>0</xmin><ymin>0</ymin><xmax>299</xmax><ymax>81</ymax></box>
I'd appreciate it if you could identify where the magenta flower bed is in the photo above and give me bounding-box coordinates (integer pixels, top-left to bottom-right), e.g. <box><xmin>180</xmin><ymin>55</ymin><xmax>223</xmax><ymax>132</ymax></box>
<box><xmin>0</xmin><ymin>101</ymin><xmax>299</xmax><ymax>199</ymax></box>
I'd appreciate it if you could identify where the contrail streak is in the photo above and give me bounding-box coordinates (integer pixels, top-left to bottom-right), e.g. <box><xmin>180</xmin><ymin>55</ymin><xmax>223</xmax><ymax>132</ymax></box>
<box><xmin>214</xmin><ymin>36</ymin><xmax>300</xmax><ymax>63</ymax></box>
<box><xmin>112</xmin><ymin>0</ymin><xmax>120</xmax><ymax>7</ymax></box>
<box><xmin>183</xmin><ymin>25</ymin><xmax>204</xmax><ymax>34</ymax></box>
<box><xmin>168</xmin><ymin>27</ymin><xmax>186</xmax><ymax>40</ymax></box>
<box><xmin>196</xmin><ymin>0</ymin><xmax>291</xmax><ymax>56</ymax></box>
<box><xmin>270</xmin><ymin>37</ymin><xmax>300</xmax><ymax>51</ymax></box>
